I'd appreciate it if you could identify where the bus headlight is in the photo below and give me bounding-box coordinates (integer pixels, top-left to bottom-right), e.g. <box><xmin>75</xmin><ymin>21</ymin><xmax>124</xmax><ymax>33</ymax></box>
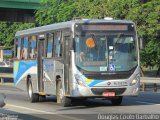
<box><xmin>130</xmin><ymin>75</ymin><xmax>140</xmax><ymax>86</ymax></box>
<box><xmin>75</xmin><ymin>74</ymin><xmax>87</xmax><ymax>87</ymax></box>
<box><xmin>131</xmin><ymin>79</ymin><xmax>137</xmax><ymax>85</ymax></box>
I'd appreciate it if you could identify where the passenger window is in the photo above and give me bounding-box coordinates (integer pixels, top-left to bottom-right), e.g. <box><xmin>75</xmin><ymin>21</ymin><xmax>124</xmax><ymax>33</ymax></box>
<box><xmin>15</xmin><ymin>39</ymin><xmax>18</xmax><ymax>58</ymax></box>
<box><xmin>47</xmin><ymin>33</ymin><xmax>54</xmax><ymax>58</ymax></box>
<box><xmin>54</xmin><ymin>31</ymin><xmax>62</xmax><ymax>57</ymax></box>
<box><xmin>20</xmin><ymin>38</ymin><xmax>24</xmax><ymax>59</ymax></box>
<box><xmin>28</xmin><ymin>37</ymin><xmax>32</xmax><ymax>59</ymax></box>
<box><xmin>22</xmin><ymin>37</ymin><xmax>29</xmax><ymax>59</ymax></box>
<box><xmin>17</xmin><ymin>38</ymin><xmax>21</xmax><ymax>59</ymax></box>
<box><xmin>30</xmin><ymin>36</ymin><xmax>37</xmax><ymax>59</ymax></box>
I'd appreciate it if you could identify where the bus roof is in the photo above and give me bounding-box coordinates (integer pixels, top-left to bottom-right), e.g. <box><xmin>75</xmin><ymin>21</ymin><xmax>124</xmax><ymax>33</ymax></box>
<box><xmin>15</xmin><ymin>19</ymin><xmax>134</xmax><ymax>37</ymax></box>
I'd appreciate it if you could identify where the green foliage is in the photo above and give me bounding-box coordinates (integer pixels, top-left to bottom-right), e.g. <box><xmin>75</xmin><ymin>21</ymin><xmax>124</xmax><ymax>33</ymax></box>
<box><xmin>0</xmin><ymin>22</ymin><xmax>34</xmax><ymax>49</ymax></box>
<box><xmin>35</xmin><ymin>0</ymin><xmax>77</xmax><ymax>25</ymax></box>
<box><xmin>36</xmin><ymin>0</ymin><xmax>109</xmax><ymax>25</ymax></box>
<box><xmin>107</xmin><ymin>0</ymin><xmax>141</xmax><ymax>19</ymax></box>
<box><xmin>0</xmin><ymin>22</ymin><xmax>8</xmax><ymax>45</ymax></box>
<box><xmin>75</xmin><ymin>0</ymin><xmax>109</xmax><ymax>19</ymax></box>
<box><xmin>126</xmin><ymin>0</ymin><xmax>160</xmax><ymax>41</ymax></box>
<box><xmin>141</xmin><ymin>40</ymin><xmax>160</xmax><ymax>67</ymax></box>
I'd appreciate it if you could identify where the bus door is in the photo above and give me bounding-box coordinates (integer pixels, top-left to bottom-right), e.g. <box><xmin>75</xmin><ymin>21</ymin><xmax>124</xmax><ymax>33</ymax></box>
<box><xmin>63</xmin><ymin>32</ymin><xmax>71</xmax><ymax>95</ymax></box>
<box><xmin>37</xmin><ymin>38</ymin><xmax>45</xmax><ymax>93</ymax></box>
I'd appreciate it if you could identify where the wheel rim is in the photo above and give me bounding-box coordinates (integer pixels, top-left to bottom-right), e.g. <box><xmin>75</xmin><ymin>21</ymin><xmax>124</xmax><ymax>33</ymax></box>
<box><xmin>28</xmin><ymin>83</ymin><xmax>32</xmax><ymax>98</ymax></box>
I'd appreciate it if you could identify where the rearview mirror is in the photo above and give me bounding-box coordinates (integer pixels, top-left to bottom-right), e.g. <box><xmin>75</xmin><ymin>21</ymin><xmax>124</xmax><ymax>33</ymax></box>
<box><xmin>139</xmin><ymin>37</ymin><xmax>144</xmax><ymax>50</ymax></box>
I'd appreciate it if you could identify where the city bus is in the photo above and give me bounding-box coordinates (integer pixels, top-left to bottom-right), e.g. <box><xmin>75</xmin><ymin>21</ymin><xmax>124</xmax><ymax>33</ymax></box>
<box><xmin>14</xmin><ymin>19</ymin><xmax>140</xmax><ymax>107</ymax></box>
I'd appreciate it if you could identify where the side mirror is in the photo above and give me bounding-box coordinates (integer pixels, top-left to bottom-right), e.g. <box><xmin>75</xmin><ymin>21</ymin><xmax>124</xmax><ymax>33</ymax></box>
<box><xmin>139</xmin><ymin>37</ymin><xmax>144</xmax><ymax>50</ymax></box>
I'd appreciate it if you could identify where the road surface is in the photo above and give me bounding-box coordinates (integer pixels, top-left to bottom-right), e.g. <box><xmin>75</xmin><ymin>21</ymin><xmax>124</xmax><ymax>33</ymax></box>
<box><xmin>0</xmin><ymin>84</ymin><xmax>160</xmax><ymax>120</ymax></box>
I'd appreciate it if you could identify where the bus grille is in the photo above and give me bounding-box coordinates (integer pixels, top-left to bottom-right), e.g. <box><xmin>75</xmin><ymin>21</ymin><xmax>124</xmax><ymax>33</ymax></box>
<box><xmin>91</xmin><ymin>88</ymin><xmax>126</xmax><ymax>95</ymax></box>
<box><xmin>86</xmin><ymin>74</ymin><xmax>130</xmax><ymax>80</ymax></box>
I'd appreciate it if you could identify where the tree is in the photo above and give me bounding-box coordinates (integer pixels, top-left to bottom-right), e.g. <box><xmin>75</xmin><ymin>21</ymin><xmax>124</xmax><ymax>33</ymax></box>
<box><xmin>107</xmin><ymin>0</ymin><xmax>141</xmax><ymax>19</ymax></box>
<box><xmin>35</xmin><ymin>0</ymin><xmax>110</xmax><ymax>25</ymax></box>
<box><xmin>75</xmin><ymin>0</ymin><xmax>109</xmax><ymax>19</ymax></box>
<box><xmin>0</xmin><ymin>22</ymin><xmax>8</xmax><ymax>46</ymax></box>
<box><xmin>0</xmin><ymin>22</ymin><xmax>34</xmax><ymax>49</ymax></box>
<box><xmin>35</xmin><ymin>0</ymin><xmax>77</xmax><ymax>25</ymax></box>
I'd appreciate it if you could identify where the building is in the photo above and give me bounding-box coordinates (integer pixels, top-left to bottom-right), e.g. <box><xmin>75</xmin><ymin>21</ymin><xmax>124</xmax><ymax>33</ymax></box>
<box><xmin>0</xmin><ymin>0</ymin><xmax>41</xmax><ymax>22</ymax></box>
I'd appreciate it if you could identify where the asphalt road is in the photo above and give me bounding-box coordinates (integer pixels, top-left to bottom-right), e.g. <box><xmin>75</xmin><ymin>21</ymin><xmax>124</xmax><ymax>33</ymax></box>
<box><xmin>0</xmin><ymin>84</ymin><xmax>160</xmax><ymax>120</ymax></box>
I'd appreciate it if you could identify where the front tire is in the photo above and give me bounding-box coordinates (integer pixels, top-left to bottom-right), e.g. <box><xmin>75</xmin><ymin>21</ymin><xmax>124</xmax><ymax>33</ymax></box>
<box><xmin>56</xmin><ymin>81</ymin><xmax>71</xmax><ymax>107</ymax></box>
<box><xmin>111</xmin><ymin>96</ymin><xmax>123</xmax><ymax>106</ymax></box>
<box><xmin>27</xmin><ymin>80</ymin><xmax>39</xmax><ymax>103</ymax></box>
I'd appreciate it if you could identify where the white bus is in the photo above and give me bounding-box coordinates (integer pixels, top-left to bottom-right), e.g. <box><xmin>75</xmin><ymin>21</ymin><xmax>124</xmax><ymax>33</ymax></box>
<box><xmin>14</xmin><ymin>19</ymin><xmax>140</xmax><ymax>106</ymax></box>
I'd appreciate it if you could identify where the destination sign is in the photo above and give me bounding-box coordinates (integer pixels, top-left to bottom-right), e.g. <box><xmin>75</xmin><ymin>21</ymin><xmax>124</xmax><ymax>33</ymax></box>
<box><xmin>82</xmin><ymin>25</ymin><xmax>128</xmax><ymax>31</ymax></box>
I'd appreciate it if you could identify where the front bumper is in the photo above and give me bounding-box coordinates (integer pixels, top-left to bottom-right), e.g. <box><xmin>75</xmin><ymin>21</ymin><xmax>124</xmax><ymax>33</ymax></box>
<box><xmin>71</xmin><ymin>82</ymin><xmax>139</xmax><ymax>97</ymax></box>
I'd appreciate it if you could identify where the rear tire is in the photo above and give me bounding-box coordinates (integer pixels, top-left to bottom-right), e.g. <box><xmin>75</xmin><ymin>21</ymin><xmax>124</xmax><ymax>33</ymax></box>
<box><xmin>56</xmin><ymin>81</ymin><xmax>71</xmax><ymax>107</ymax></box>
<box><xmin>111</xmin><ymin>96</ymin><xmax>123</xmax><ymax>106</ymax></box>
<box><xmin>27</xmin><ymin>80</ymin><xmax>39</xmax><ymax>103</ymax></box>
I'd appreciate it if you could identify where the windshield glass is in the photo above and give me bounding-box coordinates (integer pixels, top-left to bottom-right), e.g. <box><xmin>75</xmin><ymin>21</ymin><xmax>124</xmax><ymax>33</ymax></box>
<box><xmin>75</xmin><ymin>33</ymin><xmax>138</xmax><ymax>72</ymax></box>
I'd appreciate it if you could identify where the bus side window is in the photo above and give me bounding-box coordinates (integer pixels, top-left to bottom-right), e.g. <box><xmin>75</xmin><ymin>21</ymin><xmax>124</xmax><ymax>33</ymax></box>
<box><xmin>23</xmin><ymin>37</ymin><xmax>29</xmax><ymax>59</ymax></box>
<box><xmin>17</xmin><ymin>38</ymin><xmax>21</xmax><ymax>59</ymax></box>
<box><xmin>54</xmin><ymin>31</ymin><xmax>62</xmax><ymax>57</ymax></box>
<box><xmin>15</xmin><ymin>39</ymin><xmax>18</xmax><ymax>59</ymax></box>
<box><xmin>20</xmin><ymin>38</ymin><xmax>24</xmax><ymax>59</ymax></box>
<box><xmin>28</xmin><ymin>37</ymin><xmax>32</xmax><ymax>59</ymax></box>
<box><xmin>30</xmin><ymin>36</ymin><xmax>37</xmax><ymax>59</ymax></box>
<box><xmin>47</xmin><ymin>33</ymin><xmax>54</xmax><ymax>58</ymax></box>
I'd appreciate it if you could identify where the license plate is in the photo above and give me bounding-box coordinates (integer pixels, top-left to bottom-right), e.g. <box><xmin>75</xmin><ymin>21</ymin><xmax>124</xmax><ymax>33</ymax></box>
<box><xmin>102</xmin><ymin>92</ymin><xmax>115</xmax><ymax>97</ymax></box>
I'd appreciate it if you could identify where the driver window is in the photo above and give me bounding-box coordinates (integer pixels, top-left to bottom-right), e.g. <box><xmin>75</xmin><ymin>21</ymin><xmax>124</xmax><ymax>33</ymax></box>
<box><xmin>54</xmin><ymin>31</ymin><xmax>62</xmax><ymax>57</ymax></box>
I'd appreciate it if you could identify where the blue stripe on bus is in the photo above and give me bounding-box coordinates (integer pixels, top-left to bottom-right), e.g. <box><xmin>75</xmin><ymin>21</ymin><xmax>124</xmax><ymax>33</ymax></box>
<box><xmin>88</xmin><ymin>80</ymin><xmax>106</xmax><ymax>87</ymax></box>
<box><xmin>14</xmin><ymin>61</ymin><xmax>37</xmax><ymax>84</ymax></box>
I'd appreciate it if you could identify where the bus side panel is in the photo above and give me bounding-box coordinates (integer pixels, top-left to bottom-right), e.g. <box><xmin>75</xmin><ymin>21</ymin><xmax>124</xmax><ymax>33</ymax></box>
<box><xmin>14</xmin><ymin>60</ymin><xmax>37</xmax><ymax>92</ymax></box>
<box><xmin>43</xmin><ymin>59</ymin><xmax>56</xmax><ymax>95</ymax></box>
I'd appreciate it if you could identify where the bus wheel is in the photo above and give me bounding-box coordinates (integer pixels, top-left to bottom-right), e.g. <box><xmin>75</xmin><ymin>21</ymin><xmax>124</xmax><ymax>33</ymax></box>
<box><xmin>111</xmin><ymin>96</ymin><xmax>123</xmax><ymax>106</ymax></box>
<box><xmin>28</xmin><ymin>80</ymin><xmax>39</xmax><ymax>102</ymax></box>
<box><xmin>57</xmin><ymin>81</ymin><xmax>71</xmax><ymax>107</ymax></box>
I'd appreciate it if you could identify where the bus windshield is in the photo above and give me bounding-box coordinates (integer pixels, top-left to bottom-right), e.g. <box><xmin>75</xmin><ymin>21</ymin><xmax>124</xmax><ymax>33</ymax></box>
<box><xmin>75</xmin><ymin>33</ymin><xmax>138</xmax><ymax>72</ymax></box>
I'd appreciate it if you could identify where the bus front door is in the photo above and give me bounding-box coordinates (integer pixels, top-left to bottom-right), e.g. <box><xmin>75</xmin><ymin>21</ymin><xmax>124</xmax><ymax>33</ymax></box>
<box><xmin>63</xmin><ymin>35</ymin><xmax>70</xmax><ymax>95</ymax></box>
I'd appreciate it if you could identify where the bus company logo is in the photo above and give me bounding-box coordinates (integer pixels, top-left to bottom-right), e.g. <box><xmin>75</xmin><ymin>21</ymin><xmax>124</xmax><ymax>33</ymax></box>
<box><xmin>107</xmin><ymin>82</ymin><xmax>111</xmax><ymax>86</ymax></box>
<box><xmin>109</xmin><ymin>64</ymin><xmax>115</xmax><ymax>71</ymax></box>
